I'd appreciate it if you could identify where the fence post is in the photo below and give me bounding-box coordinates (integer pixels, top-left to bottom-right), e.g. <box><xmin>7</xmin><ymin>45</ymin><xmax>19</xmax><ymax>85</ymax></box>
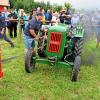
<box><xmin>0</xmin><ymin>41</ymin><xmax>3</xmax><ymax>78</ymax></box>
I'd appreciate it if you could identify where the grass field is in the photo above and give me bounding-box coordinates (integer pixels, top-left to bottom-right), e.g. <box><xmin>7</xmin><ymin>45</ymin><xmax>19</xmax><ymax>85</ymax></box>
<box><xmin>0</xmin><ymin>37</ymin><xmax>100</xmax><ymax>100</ymax></box>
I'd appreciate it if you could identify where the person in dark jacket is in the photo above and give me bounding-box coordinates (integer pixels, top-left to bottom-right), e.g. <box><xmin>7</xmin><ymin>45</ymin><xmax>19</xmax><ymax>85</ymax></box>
<box><xmin>59</xmin><ymin>10</ymin><xmax>66</xmax><ymax>23</ymax></box>
<box><xmin>0</xmin><ymin>12</ymin><xmax>14</xmax><ymax>47</ymax></box>
<box><xmin>8</xmin><ymin>10</ymin><xmax>18</xmax><ymax>38</ymax></box>
<box><xmin>59</xmin><ymin>9</ymin><xmax>72</xmax><ymax>25</ymax></box>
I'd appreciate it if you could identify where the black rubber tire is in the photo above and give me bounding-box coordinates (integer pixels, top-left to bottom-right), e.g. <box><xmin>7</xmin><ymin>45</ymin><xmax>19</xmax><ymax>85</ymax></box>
<box><xmin>25</xmin><ymin>49</ymin><xmax>36</xmax><ymax>73</ymax></box>
<box><xmin>71</xmin><ymin>56</ymin><xmax>81</xmax><ymax>82</ymax></box>
<box><xmin>74</xmin><ymin>38</ymin><xmax>83</xmax><ymax>56</ymax></box>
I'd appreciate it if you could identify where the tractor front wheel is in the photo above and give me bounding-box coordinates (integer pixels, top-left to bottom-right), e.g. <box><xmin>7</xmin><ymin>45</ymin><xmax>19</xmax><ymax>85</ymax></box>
<box><xmin>25</xmin><ymin>49</ymin><xmax>36</xmax><ymax>73</ymax></box>
<box><xmin>71</xmin><ymin>56</ymin><xmax>81</xmax><ymax>82</ymax></box>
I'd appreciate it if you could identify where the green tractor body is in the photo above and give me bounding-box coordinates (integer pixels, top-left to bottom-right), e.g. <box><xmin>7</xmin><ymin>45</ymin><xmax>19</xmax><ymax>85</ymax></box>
<box><xmin>25</xmin><ymin>23</ymin><xmax>85</xmax><ymax>81</ymax></box>
<box><xmin>46</xmin><ymin>24</ymin><xmax>67</xmax><ymax>59</ymax></box>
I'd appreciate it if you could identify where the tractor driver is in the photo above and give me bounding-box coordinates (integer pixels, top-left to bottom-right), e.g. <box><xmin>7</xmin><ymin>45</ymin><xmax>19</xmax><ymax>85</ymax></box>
<box><xmin>23</xmin><ymin>12</ymin><xmax>43</xmax><ymax>52</ymax></box>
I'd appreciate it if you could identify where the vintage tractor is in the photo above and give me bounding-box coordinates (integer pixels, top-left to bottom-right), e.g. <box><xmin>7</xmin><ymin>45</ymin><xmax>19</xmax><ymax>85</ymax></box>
<box><xmin>25</xmin><ymin>24</ymin><xmax>84</xmax><ymax>81</ymax></box>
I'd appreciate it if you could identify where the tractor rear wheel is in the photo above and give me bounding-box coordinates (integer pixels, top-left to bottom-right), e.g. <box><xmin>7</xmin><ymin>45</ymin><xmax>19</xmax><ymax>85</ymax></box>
<box><xmin>25</xmin><ymin>49</ymin><xmax>36</xmax><ymax>73</ymax></box>
<box><xmin>74</xmin><ymin>38</ymin><xmax>83</xmax><ymax>56</ymax></box>
<box><xmin>71</xmin><ymin>56</ymin><xmax>81</xmax><ymax>81</ymax></box>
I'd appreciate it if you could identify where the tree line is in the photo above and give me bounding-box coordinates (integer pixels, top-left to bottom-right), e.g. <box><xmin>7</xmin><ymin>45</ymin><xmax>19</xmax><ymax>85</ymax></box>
<box><xmin>9</xmin><ymin>0</ymin><xmax>72</xmax><ymax>12</ymax></box>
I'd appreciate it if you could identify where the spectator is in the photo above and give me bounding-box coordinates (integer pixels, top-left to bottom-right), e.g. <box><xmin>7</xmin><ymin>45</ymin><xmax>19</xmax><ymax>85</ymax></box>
<box><xmin>59</xmin><ymin>8</ymin><xmax>72</xmax><ymax>25</ymax></box>
<box><xmin>2</xmin><ymin>7</ymin><xmax>9</xmax><ymax>19</ymax></box>
<box><xmin>6</xmin><ymin>9</ymin><xmax>12</xmax><ymax>35</ymax></box>
<box><xmin>41</xmin><ymin>9</ymin><xmax>45</xmax><ymax>24</ymax></box>
<box><xmin>65</xmin><ymin>9</ymin><xmax>72</xmax><ymax>25</ymax></box>
<box><xmin>52</xmin><ymin>12</ymin><xmax>60</xmax><ymax>25</ymax></box>
<box><xmin>18</xmin><ymin>9</ymin><xmax>26</xmax><ymax>34</ymax></box>
<box><xmin>2</xmin><ymin>7</ymin><xmax>11</xmax><ymax>34</ymax></box>
<box><xmin>29</xmin><ymin>9</ymin><xmax>37</xmax><ymax>21</ymax></box>
<box><xmin>13</xmin><ymin>9</ymin><xmax>18</xmax><ymax>16</ymax></box>
<box><xmin>71</xmin><ymin>14</ymin><xmax>80</xmax><ymax>27</ymax></box>
<box><xmin>37</xmin><ymin>7</ymin><xmax>41</xmax><ymax>13</ymax></box>
<box><xmin>0</xmin><ymin>12</ymin><xmax>14</xmax><ymax>47</ymax></box>
<box><xmin>45</xmin><ymin>9</ymin><xmax>52</xmax><ymax>21</ymax></box>
<box><xmin>8</xmin><ymin>10</ymin><xmax>18</xmax><ymax>38</ymax></box>
<box><xmin>24</xmin><ymin>14</ymin><xmax>29</xmax><ymax>28</ymax></box>
<box><xmin>59</xmin><ymin>9</ymin><xmax>66</xmax><ymax>23</ymax></box>
<box><xmin>95</xmin><ymin>9</ymin><xmax>100</xmax><ymax>48</ymax></box>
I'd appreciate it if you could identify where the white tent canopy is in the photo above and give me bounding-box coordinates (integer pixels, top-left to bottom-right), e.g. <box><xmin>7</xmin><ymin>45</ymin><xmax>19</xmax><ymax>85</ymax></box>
<box><xmin>0</xmin><ymin>0</ymin><xmax>10</xmax><ymax>6</ymax></box>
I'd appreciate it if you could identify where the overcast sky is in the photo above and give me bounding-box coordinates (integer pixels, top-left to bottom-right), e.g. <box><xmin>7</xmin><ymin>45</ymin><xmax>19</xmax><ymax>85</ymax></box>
<box><xmin>34</xmin><ymin>0</ymin><xmax>100</xmax><ymax>9</ymax></box>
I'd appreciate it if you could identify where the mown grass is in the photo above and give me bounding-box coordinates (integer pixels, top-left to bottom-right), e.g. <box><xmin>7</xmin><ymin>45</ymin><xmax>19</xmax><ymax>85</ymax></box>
<box><xmin>0</xmin><ymin>37</ymin><xmax>100</xmax><ymax>100</ymax></box>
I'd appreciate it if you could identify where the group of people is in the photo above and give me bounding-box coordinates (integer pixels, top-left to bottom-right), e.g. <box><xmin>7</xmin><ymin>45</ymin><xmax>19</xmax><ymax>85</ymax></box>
<box><xmin>0</xmin><ymin>6</ymin><xmax>100</xmax><ymax>49</ymax></box>
<box><xmin>0</xmin><ymin>7</ymin><xmax>74</xmax><ymax>49</ymax></box>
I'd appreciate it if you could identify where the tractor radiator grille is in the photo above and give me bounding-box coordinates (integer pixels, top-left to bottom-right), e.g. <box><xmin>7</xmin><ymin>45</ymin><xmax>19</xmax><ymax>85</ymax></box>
<box><xmin>48</xmin><ymin>32</ymin><xmax>62</xmax><ymax>53</ymax></box>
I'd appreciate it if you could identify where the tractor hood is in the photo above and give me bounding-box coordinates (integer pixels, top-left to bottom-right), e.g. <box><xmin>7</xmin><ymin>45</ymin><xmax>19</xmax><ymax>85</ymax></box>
<box><xmin>46</xmin><ymin>24</ymin><xmax>68</xmax><ymax>59</ymax></box>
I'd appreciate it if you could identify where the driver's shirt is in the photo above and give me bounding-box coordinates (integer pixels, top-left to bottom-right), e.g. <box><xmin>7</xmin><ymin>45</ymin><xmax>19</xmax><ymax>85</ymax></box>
<box><xmin>24</xmin><ymin>18</ymin><xmax>41</xmax><ymax>38</ymax></box>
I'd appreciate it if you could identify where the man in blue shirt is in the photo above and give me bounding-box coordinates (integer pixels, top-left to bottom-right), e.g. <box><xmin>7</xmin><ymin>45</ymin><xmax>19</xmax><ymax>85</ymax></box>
<box><xmin>23</xmin><ymin>12</ymin><xmax>43</xmax><ymax>51</ymax></box>
<box><xmin>45</xmin><ymin>10</ymin><xmax>52</xmax><ymax>21</ymax></box>
<box><xmin>0</xmin><ymin>12</ymin><xmax>14</xmax><ymax>47</ymax></box>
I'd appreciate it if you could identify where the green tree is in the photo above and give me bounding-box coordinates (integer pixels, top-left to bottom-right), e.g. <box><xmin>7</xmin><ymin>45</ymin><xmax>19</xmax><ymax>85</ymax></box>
<box><xmin>64</xmin><ymin>2</ymin><xmax>72</xmax><ymax>11</ymax></box>
<box><xmin>9</xmin><ymin>0</ymin><xmax>72</xmax><ymax>13</ymax></box>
